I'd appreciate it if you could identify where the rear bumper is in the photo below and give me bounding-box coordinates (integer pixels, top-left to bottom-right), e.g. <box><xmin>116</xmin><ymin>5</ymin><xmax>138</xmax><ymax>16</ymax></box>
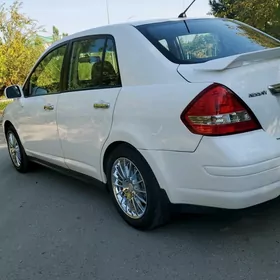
<box><xmin>140</xmin><ymin>130</ymin><xmax>280</xmax><ymax>209</ymax></box>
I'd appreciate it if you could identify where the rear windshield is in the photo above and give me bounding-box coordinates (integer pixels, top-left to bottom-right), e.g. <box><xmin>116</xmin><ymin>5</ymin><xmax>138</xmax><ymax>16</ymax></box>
<box><xmin>136</xmin><ymin>18</ymin><xmax>280</xmax><ymax>64</ymax></box>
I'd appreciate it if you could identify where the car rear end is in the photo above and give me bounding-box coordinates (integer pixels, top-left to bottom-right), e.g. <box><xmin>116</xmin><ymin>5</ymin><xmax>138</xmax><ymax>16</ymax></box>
<box><xmin>135</xmin><ymin>18</ymin><xmax>280</xmax><ymax>209</ymax></box>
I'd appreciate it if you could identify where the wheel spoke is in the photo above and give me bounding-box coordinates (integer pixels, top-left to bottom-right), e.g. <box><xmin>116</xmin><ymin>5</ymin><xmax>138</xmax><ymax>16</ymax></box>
<box><xmin>11</xmin><ymin>134</ymin><xmax>14</xmax><ymax>145</ymax></box>
<box><xmin>7</xmin><ymin>132</ymin><xmax>21</xmax><ymax>168</ymax></box>
<box><xmin>126</xmin><ymin>199</ymin><xmax>128</xmax><ymax>213</ymax></box>
<box><xmin>135</xmin><ymin>197</ymin><xmax>145</xmax><ymax>212</ymax></box>
<box><xmin>132</xmin><ymin>197</ymin><xmax>139</xmax><ymax>216</ymax></box>
<box><xmin>133</xmin><ymin>179</ymin><xmax>143</xmax><ymax>185</ymax></box>
<box><xmin>15</xmin><ymin>154</ymin><xmax>21</xmax><ymax>166</ymax></box>
<box><xmin>11</xmin><ymin>153</ymin><xmax>16</xmax><ymax>163</ymax></box>
<box><xmin>118</xmin><ymin>161</ymin><xmax>126</xmax><ymax>179</ymax></box>
<box><xmin>134</xmin><ymin>193</ymin><xmax>147</xmax><ymax>205</ymax></box>
<box><xmin>134</xmin><ymin>188</ymin><xmax>146</xmax><ymax>194</ymax></box>
<box><xmin>113</xmin><ymin>181</ymin><xmax>125</xmax><ymax>188</ymax></box>
<box><xmin>131</xmin><ymin>168</ymin><xmax>139</xmax><ymax>178</ymax></box>
<box><xmin>111</xmin><ymin>157</ymin><xmax>147</xmax><ymax>219</ymax></box>
<box><xmin>115</xmin><ymin>167</ymin><xmax>124</xmax><ymax>181</ymax></box>
<box><xmin>113</xmin><ymin>171</ymin><xmax>124</xmax><ymax>181</ymax></box>
<box><xmin>8</xmin><ymin>133</ymin><xmax>14</xmax><ymax>146</ymax></box>
<box><xmin>120</xmin><ymin>195</ymin><xmax>125</xmax><ymax>207</ymax></box>
<box><xmin>115</xmin><ymin>190</ymin><xmax>123</xmax><ymax>196</ymax></box>
<box><xmin>127</xmin><ymin>160</ymin><xmax>132</xmax><ymax>177</ymax></box>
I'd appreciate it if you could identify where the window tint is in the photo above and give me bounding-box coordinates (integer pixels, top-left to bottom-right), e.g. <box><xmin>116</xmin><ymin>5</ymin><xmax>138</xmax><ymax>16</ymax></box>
<box><xmin>136</xmin><ymin>19</ymin><xmax>280</xmax><ymax>64</ymax></box>
<box><xmin>68</xmin><ymin>37</ymin><xmax>121</xmax><ymax>91</ymax></box>
<box><xmin>159</xmin><ymin>39</ymin><xmax>169</xmax><ymax>50</ymax></box>
<box><xmin>28</xmin><ymin>45</ymin><xmax>66</xmax><ymax>96</ymax></box>
<box><xmin>178</xmin><ymin>33</ymin><xmax>218</xmax><ymax>59</ymax></box>
<box><xmin>102</xmin><ymin>38</ymin><xmax>121</xmax><ymax>87</ymax></box>
<box><xmin>68</xmin><ymin>38</ymin><xmax>105</xmax><ymax>90</ymax></box>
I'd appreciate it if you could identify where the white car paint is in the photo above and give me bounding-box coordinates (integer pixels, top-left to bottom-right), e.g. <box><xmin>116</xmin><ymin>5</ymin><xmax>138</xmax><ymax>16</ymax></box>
<box><xmin>19</xmin><ymin>95</ymin><xmax>67</xmax><ymax>166</ymax></box>
<box><xmin>141</xmin><ymin>129</ymin><xmax>280</xmax><ymax>208</ymax></box>
<box><xmin>57</xmin><ymin>87</ymin><xmax>121</xmax><ymax>180</ymax></box>
<box><xmin>178</xmin><ymin>49</ymin><xmax>280</xmax><ymax>139</ymax></box>
<box><xmin>3</xmin><ymin>94</ymin><xmax>68</xmax><ymax>168</ymax></box>
<box><xmin>3</xmin><ymin>17</ymin><xmax>280</xmax><ymax>211</ymax></box>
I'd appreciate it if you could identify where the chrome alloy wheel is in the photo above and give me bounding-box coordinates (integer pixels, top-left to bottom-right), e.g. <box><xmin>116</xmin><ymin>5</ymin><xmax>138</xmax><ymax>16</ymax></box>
<box><xmin>111</xmin><ymin>158</ymin><xmax>147</xmax><ymax>219</ymax></box>
<box><xmin>7</xmin><ymin>132</ymin><xmax>21</xmax><ymax>168</ymax></box>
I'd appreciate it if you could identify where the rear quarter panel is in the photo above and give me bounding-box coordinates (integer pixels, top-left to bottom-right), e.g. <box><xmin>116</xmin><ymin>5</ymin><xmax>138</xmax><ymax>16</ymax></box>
<box><xmin>108</xmin><ymin>82</ymin><xmax>208</xmax><ymax>152</ymax></box>
<box><xmin>103</xmin><ymin>24</ymin><xmax>208</xmax><ymax>153</ymax></box>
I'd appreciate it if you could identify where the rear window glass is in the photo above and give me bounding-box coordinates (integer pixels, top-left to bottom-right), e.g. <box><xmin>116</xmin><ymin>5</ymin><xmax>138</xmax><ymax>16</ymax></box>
<box><xmin>136</xmin><ymin>18</ymin><xmax>280</xmax><ymax>64</ymax></box>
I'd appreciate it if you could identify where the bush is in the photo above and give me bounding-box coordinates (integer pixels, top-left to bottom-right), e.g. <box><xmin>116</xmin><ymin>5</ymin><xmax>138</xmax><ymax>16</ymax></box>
<box><xmin>0</xmin><ymin>100</ymin><xmax>12</xmax><ymax>111</ymax></box>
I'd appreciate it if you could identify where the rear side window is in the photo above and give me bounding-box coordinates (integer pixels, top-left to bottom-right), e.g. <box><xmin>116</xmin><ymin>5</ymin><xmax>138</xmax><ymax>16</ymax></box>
<box><xmin>68</xmin><ymin>36</ymin><xmax>121</xmax><ymax>91</ymax></box>
<box><xmin>136</xmin><ymin>19</ymin><xmax>280</xmax><ymax>64</ymax></box>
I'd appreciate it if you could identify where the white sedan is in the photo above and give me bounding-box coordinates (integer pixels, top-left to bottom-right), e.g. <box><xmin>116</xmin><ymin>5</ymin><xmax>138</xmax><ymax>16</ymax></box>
<box><xmin>3</xmin><ymin>17</ymin><xmax>280</xmax><ymax>230</ymax></box>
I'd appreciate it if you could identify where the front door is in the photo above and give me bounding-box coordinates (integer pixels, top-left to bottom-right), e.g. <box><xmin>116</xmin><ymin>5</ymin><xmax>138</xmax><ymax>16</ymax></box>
<box><xmin>17</xmin><ymin>44</ymin><xmax>68</xmax><ymax>167</ymax></box>
<box><xmin>57</xmin><ymin>36</ymin><xmax>121</xmax><ymax>180</ymax></box>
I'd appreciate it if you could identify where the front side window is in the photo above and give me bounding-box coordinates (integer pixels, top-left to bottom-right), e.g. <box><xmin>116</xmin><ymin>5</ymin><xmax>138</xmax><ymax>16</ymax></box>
<box><xmin>136</xmin><ymin>19</ymin><xmax>280</xmax><ymax>64</ymax></box>
<box><xmin>27</xmin><ymin>45</ymin><xmax>66</xmax><ymax>96</ymax></box>
<box><xmin>68</xmin><ymin>36</ymin><xmax>121</xmax><ymax>91</ymax></box>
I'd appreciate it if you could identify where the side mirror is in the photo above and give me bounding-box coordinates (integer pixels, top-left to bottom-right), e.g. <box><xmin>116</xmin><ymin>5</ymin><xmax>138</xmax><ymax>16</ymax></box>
<box><xmin>4</xmin><ymin>85</ymin><xmax>22</xmax><ymax>99</ymax></box>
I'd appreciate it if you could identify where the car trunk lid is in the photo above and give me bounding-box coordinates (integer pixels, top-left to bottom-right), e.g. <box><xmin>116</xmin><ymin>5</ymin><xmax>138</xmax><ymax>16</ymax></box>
<box><xmin>177</xmin><ymin>47</ymin><xmax>280</xmax><ymax>138</ymax></box>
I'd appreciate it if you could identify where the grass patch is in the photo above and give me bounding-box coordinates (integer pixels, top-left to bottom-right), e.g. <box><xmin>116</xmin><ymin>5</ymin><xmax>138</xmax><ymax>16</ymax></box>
<box><xmin>0</xmin><ymin>100</ymin><xmax>12</xmax><ymax>111</ymax></box>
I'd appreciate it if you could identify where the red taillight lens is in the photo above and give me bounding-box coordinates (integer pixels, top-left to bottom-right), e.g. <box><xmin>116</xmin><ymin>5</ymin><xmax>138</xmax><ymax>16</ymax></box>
<box><xmin>181</xmin><ymin>84</ymin><xmax>261</xmax><ymax>136</ymax></box>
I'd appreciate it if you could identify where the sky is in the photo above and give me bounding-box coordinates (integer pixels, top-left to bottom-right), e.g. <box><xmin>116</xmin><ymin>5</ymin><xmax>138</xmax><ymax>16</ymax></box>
<box><xmin>6</xmin><ymin>0</ymin><xmax>211</xmax><ymax>35</ymax></box>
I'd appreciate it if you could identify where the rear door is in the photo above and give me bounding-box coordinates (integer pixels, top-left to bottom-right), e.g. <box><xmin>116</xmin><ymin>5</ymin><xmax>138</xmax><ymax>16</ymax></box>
<box><xmin>57</xmin><ymin>35</ymin><xmax>121</xmax><ymax>180</ymax></box>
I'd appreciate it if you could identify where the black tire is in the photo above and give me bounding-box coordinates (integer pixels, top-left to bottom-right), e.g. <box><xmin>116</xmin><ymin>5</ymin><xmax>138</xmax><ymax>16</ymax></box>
<box><xmin>106</xmin><ymin>144</ymin><xmax>170</xmax><ymax>230</ymax></box>
<box><xmin>6</xmin><ymin>125</ymin><xmax>30</xmax><ymax>173</ymax></box>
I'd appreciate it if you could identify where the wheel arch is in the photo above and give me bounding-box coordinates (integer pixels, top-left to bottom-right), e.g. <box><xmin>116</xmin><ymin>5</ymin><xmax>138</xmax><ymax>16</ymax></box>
<box><xmin>101</xmin><ymin>140</ymin><xmax>169</xmax><ymax>198</ymax></box>
<box><xmin>102</xmin><ymin>141</ymin><xmax>138</xmax><ymax>182</ymax></box>
<box><xmin>3</xmin><ymin>120</ymin><xmax>24</xmax><ymax>147</ymax></box>
<box><xmin>3</xmin><ymin>120</ymin><xmax>13</xmax><ymax>135</ymax></box>
<box><xmin>101</xmin><ymin>139</ymin><xmax>171</xmax><ymax>229</ymax></box>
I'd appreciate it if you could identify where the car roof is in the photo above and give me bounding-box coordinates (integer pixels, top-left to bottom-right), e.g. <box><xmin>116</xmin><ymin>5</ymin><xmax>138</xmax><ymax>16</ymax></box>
<box><xmin>50</xmin><ymin>16</ymin><xmax>217</xmax><ymax>48</ymax></box>
<box><xmin>129</xmin><ymin>16</ymin><xmax>216</xmax><ymax>26</ymax></box>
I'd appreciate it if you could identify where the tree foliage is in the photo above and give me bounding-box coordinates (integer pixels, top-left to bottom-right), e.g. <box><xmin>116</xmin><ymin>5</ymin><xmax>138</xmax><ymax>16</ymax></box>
<box><xmin>181</xmin><ymin>34</ymin><xmax>217</xmax><ymax>59</ymax></box>
<box><xmin>0</xmin><ymin>1</ymin><xmax>45</xmax><ymax>89</ymax></box>
<box><xmin>52</xmin><ymin>25</ymin><xmax>68</xmax><ymax>43</ymax></box>
<box><xmin>0</xmin><ymin>1</ymin><xmax>68</xmax><ymax>95</ymax></box>
<box><xmin>209</xmin><ymin>0</ymin><xmax>280</xmax><ymax>39</ymax></box>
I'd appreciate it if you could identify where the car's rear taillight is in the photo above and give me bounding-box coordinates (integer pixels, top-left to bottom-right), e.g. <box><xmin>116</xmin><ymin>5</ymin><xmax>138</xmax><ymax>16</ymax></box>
<box><xmin>181</xmin><ymin>84</ymin><xmax>261</xmax><ymax>136</ymax></box>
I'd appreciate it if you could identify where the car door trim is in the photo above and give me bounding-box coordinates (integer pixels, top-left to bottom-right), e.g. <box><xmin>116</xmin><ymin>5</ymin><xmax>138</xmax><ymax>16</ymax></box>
<box><xmin>29</xmin><ymin>156</ymin><xmax>107</xmax><ymax>190</ymax></box>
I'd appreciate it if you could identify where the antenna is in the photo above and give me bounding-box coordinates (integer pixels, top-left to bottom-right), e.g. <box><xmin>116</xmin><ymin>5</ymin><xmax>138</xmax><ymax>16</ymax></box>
<box><xmin>178</xmin><ymin>0</ymin><xmax>197</xmax><ymax>18</ymax></box>
<box><xmin>106</xmin><ymin>0</ymin><xmax>110</xmax><ymax>24</ymax></box>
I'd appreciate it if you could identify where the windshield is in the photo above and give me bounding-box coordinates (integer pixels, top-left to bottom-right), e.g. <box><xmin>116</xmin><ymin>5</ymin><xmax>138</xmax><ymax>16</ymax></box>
<box><xmin>136</xmin><ymin>18</ymin><xmax>280</xmax><ymax>64</ymax></box>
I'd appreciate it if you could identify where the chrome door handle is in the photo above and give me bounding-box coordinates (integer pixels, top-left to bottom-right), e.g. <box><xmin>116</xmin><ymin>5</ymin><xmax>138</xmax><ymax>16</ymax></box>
<box><xmin>93</xmin><ymin>102</ymin><xmax>110</xmax><ymax>109</ymax></box>
<box><xmin>44</xmin><ymin>104</ymin><xmax>54</xmax><ymax>111</ymax></box>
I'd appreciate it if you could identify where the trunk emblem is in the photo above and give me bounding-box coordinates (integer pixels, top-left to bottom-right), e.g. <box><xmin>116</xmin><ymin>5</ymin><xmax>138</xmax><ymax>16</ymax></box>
<box><xmin>248</xmin><ymin>90</ymin><xmax>267</xmax><ymax>98</ymax></box>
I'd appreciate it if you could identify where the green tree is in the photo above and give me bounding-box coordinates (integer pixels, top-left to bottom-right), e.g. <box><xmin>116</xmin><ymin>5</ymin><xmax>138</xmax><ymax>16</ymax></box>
<box><xmin>0</xmin><ymin>1</ymin><xmax>45</xmax><ymax>90</ymax></box>
<box><xmin>209</xmin><ymin>0</ymin><xmax>237</xmax><ymax>18</ymax></box>
<box><xmin>52</xmin><ymin>25</ymin><xmax>68</xmax><ymax>43</ymax></box>
<box><xmin>209</xmin><ymin>0</ymin><xmax>280</xmax><ymax>39</ymax></box>
<box><xmin>179</xmin><ymin>33</ymin><xmax>218</xmax><ymax>60</ymax></box>
<box><xmin>0</xmin><ymin>1</ymin><xmax>69</xmax><ymax>96</ymax></box>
